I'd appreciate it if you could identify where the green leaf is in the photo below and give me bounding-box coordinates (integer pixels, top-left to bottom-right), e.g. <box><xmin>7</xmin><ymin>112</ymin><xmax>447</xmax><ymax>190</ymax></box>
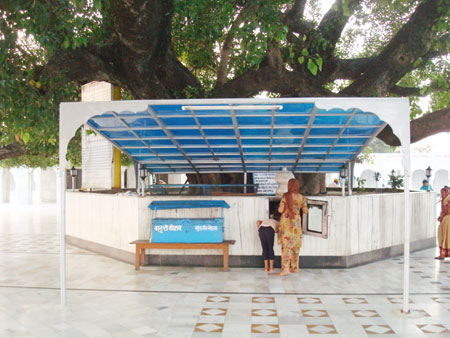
<box><xmin>342</xmin><ymin>0</ymin><xmax>350</xmax><ymax>16</ymax></box>
<box><xmin>316</xmin><ymin>57</ymin><xmax>323</xmax><ymax>71</ymax></box>
<box><xmin>63</xmin><ymin>39</ymin><xmax>70</xmax><ymax>49</ymax></box>
<box><xmin>413</xmin><ymin>58</ymin><xmax>422</xmax><ymax>68</ymax></box>
<box><xmin>23</xmin><ymin>133</ymin><xmax>30</xmax><ymax>144</ymax></box>
<box><xmin>302</xmin><ymin>48</ymin><xmax>309</xmax><ymax>56</ymax></box>
<box><xmin>298</xmin><ymin>56</ymin><xmax>305</xmax><ymax>64</ymax></box>
<box><xmin>93</xmin><ymin>0</ymin><xmax>102</xmax><ymax>11</ymax></box>
<box><xmin>307</xmin><ymin>59</ymin><xmax>318</xmax><ymax>76</ymax></box>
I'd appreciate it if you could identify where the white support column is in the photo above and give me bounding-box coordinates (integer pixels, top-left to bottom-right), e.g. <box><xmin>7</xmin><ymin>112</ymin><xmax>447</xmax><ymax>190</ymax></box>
<box><xmin>341</xmin><ymin>178</ymin><xmax>345</xmax><ymax>197</ymax></box>
<box><xmin>58</xmin><ymin>165</ymin><xmax>67</xmax><ymax>306</ymax></box>
<box><xmin>27</xmin><ymin>169</ymin><xmax>33</xmax><ymax>204</ymax></box>
<box><xmin>402</xmin><ymin>143</ymin><xmax>412</xmax><ymax>314</ymax></box>
<box><xmin>348</xmin><ymin>164</ymin><xmax>353</xmax><ymax>196</ymax></box>
<box><xmin>0</xmin><ymin>168</ymin><xmax>10</xmax><ymax>203</ymax></box>
<box><xmin>244</xmin><ymin>172</ymin><xmax>247</xmax><ymax>194</ymax></box>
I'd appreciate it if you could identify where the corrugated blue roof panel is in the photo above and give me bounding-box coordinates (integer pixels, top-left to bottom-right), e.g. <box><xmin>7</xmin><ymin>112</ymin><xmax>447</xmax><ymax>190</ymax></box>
<box><xmin>86</xmin><ymin>101</ymin><xmax>386</xmax><ymax>174</ymax></box>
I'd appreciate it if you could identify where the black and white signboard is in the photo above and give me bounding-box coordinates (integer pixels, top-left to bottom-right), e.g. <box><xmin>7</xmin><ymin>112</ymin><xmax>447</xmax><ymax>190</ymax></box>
<box><xmin>253</xmin><ymin>173</ymin><xmax>278</xmax><ymax>195</ymax></box>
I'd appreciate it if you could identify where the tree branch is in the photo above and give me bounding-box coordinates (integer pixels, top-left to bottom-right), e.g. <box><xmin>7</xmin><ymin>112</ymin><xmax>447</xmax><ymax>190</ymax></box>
<box><xmin>410</xmin><ymin>107</ymin><xmax>450</xmax><ymax>144</ymax></box>
<box><xmin>317</xmin><ymin>0</ymin><xmax>362</xmax><ymax>55</ymax></box>
<box><xmin>0</xmin><ymin>143</ymin><xmax>25</xmax><ymax>161</ymax></box>
<box><xmin>45</xmin><ymin>45</ymin><xmax>116</xmax><ymax>85</ymax></box>
<box><xmin>213</xmin><ymin>47</ymin><xmax>331</xmax><ymax>98</ymax></box>
<box><xmin>331</xmin><ymin>57</ymin><xmax>375</xmax><ymax>80</ymax></box>
<box><xmin>414</xmin><ymin>32</ymin><xmax>450</xmax><ymax>68</ymax></box>
<box><xmin>342</xmin><ymin>0</ymin><xmax>446</xmax><ymax>96</ymax></box>
<box><xmin>389</xmin><ymin>85</ymin><xmax>424</xmax><ymax>97</ymax></box>
<box><xmin>285</xmin><ymin>0</ymin><xmax>307</xmax><ymax>22</ymax></box>
<box><xmin>377</xmin><ymin>107</ymin><xmax>450</xmax><ymax>146</ymax></box>
<box><xmin>217</xmin><ymin>2</ymin><xmax>253</xmax><ymax>85</ymax></box>
<box><xmin>283</xmin><ymin>0</ymin><xmax>315</xmax><ymax>36</ymax></box>
<box><xmin>43</xmin><ymin>0</ymin><xmax>200</xmax><ymax>99</ymax></box>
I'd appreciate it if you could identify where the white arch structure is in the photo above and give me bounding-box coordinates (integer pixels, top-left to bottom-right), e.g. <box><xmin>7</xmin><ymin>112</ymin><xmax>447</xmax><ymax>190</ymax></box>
<box><xmin>59</xmin><ymin>97</ymin><xmax>412</xmax><ymax>312</ymax></box>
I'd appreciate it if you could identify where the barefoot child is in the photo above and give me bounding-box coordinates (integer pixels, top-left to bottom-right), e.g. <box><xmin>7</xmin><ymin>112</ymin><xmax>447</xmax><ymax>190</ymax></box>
<box><xmin>256</xmin><ymin>217</ymin><xmax>279</xmax><ymax>272</ymax></box>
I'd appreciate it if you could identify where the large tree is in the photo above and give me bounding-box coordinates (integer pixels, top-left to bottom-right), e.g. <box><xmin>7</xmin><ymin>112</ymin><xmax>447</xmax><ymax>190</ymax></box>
<box><xmin>0</xmin><ymin>0</ymin><xmax>449</xmax><ymax>190</ymax></box>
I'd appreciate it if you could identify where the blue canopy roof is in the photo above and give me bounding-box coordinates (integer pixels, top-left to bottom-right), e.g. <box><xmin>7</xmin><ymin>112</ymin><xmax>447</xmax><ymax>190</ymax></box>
<box><xmin>149</xmin><ymin>200</ymin><xmax>231</xmax><ymax>210</ymax></box>
<box><xmin>86</xmin><ymin>101</ymin><xmax>386</xmax><ymax>174</ymax></box>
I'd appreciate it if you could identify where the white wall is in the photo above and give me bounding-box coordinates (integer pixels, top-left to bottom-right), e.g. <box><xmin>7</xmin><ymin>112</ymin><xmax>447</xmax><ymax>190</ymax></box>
<box><xmin>360</xmin><ymin>169</ymin><xmax>377</xmax><ymax>188</ymax></box>
<box><xmin>412</xmin><ymin>169</ymin><xmax>426</xmax><ymax>190</ymax></box>
<box><xmin>354</xmin><ymin>153</ymin><xmax>450</xmax><ymax>191</ymax></box>
<box><xmin>66</xmin><ymin>192</ymin><xmax>436</xmax><ymax>257</ymax></box>
<box><xmin>0</xmin><ymin>167</ymin><xmax>57</xmax><ymax>204</ymax></box>
<box><xmin>434</xmin><ymin>169</ymin><xmax>449</xmax><ymax>191</ymax></box>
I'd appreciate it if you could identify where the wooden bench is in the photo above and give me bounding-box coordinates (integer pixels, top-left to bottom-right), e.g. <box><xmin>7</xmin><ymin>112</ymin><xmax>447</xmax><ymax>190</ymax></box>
<box><xmin>130</xmin><ymin>240</ymin><xmax>236</xmax><ymax>271</ymax></box>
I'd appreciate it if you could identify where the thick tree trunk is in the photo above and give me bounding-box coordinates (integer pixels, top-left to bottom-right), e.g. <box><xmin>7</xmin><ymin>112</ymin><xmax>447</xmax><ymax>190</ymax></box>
<box><xmin>186</xmin><ymin>173</ymin><xmax>255</xmax><ymax>194</ymax></box>
<box><xmin>296</xmin><ymin>173</ymin><xmax>326</xmax><ymax>195</ymax></box>
<box><xmin>186</xmin><ymin>172</ymin><xmax>325</xmax><ymax>195</ymax></box>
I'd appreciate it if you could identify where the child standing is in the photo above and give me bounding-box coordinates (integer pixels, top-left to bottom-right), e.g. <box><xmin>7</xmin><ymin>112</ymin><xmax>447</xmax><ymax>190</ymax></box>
<box><xmin>256</xmin><ymin>217</ymin><xmax>279</xmax><ymax>272</ymax></box>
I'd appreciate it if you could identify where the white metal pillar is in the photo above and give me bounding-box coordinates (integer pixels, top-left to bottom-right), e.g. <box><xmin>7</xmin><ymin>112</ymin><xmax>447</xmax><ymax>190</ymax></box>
<box><xmin>58</xmin><ymin>164</ymin><xmax>67</xmax><ymax>306</ymax></box>
<box><xmin>348</xmin><ymin>163</ymin><xmax>353</xmax><ymax>196</ymax></box>
<box><xmin>402</xmin><ymin>144</ymin><xmax>412</xmax><ymax>314</ymax></box>
<box><xmin>244</xmin><ymin>172</ymin><xmax>247</xmax><ymax>194</ymax></box>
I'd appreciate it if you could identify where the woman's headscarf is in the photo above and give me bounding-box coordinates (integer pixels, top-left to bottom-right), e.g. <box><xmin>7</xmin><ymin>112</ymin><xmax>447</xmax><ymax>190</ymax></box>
<box><xmin>439</xmin><ymin>187</ymin><xmax>450</xmax><ymax>221</ymax></box>
<box><xmin>441</xmin><ymin>187</ymin><xmax>450</xmax><ymax>204</ymax></box>
<box><xmin>283</xmin><ymin>178</ymin><xmax>300</xmax><ymax>219</ymax></box>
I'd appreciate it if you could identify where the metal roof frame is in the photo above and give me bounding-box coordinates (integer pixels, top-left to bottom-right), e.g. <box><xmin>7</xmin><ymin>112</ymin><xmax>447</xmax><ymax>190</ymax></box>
<box><xmin>80</xmin><ymin>101</ymin><xmax>389</xmax><ymax>174</ymax></box>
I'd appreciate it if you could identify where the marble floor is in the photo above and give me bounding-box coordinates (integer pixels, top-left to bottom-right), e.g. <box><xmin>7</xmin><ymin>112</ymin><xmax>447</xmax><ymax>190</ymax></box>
<box><xmin>1</xmin><ymin>203</ymin><xmax>449</xmax><ymax>337</ymax></box>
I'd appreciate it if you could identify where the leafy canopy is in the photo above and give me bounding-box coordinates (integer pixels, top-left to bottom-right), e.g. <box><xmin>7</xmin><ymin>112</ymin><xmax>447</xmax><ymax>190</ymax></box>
<box><xmin>0</xmin><ymin>0</ymin><xmax>449</xmax><ymax>168</ymax></box>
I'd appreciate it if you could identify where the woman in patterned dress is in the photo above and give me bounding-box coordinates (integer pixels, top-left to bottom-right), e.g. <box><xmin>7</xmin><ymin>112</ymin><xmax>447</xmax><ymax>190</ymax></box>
<box><xmin>277</xmin><ymin>178</ymin><xmax>308</xmax><ymax>276</ymax></box>
<box><xmin>435</xmin><ymin>186</ymin><xmax>450</xmax><ymax>259</ymax></box>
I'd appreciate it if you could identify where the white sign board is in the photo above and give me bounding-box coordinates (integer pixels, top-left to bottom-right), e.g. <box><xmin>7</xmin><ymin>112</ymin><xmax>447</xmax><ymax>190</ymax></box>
<box><xmin>253</xmin><ymin>173</ymin><xmax>278</xmax><ymax>195</ymax></box>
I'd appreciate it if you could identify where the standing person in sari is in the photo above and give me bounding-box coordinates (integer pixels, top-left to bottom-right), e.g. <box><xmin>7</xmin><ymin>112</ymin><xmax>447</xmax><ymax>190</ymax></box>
<box><xmin>277</xmin><ymin>178</ymin><xmax>308</xmax><ymax>276</ymax></box>
<box><xmin>435</xmin><ymin>186</ymin><xmax>450</xmax><ymax>259</ymax></box>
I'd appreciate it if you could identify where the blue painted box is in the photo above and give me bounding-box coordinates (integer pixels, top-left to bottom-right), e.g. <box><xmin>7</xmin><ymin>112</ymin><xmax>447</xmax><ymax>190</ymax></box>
<box><xmin>151</xmin><ymin>218</ymin><xmax>224</xmax><ymax>243</ymax></box>
<box><xmin>149</xmin><ymin>200</ymin><xmax>230</xmax><ymax>243</ymax></box>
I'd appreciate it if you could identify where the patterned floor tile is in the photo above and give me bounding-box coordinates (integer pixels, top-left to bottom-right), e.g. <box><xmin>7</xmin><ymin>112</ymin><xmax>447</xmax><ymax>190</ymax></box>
<box><xmin>252</xmin><ymin>309</ymin><xmax>277</xmax><ymax>317</ymax></box>
<box><xmin>251</xmin><ymin>324</ymin><xmax>280</xmax><ymax>333</ymax></box>
<box><xmin>200</xmin><ymin>308</ymin><xmax>227</xmax><ymax>316</ymax></box>
<box><xmin>387</xmin><ymin>297</ymin><xmax>414</xmax><ymax>304</ymax></box>
<box><xmin>302</xmin><ymin>309</ymin><xmax>329</xmax><ymax>317</ymax></box>
<box><xmin>206</xmin><ymin>296</ymin><xmax>230</xmax><ymax>303</ymax></box>
<box><xmin>431</xmin><ymin>296</ymin><xmax>450</xmax><ymax>303</ymax></box>
<box><xmin>298</xmin><ymin>297</ymin><xmax>322</xmax><ymax>304</ymax></box>
<box><xmin>3</xmin><ymin>205</ymin><xmax>450</xmax><ymax>338</ymax></box>
<box><xmin>352</xmin><ymin>310</ymin><xmax>380</xmax><ymax>318</ymax></box>
<box><xmin>362</xmin><ymin>324</ymin><xmax>395</xmax><ymax>334</ymax></box>
<box><xmin>306</xmin><ymin>324</ymin><xmax>337</xmax><ymax>334</ymax></box>
<box><xmin>343</xmin><ymin>297</ymin><xmax>368</xmax><ymax>304</ymax></box>
<box><xmin>416</xmin><ymin>324</ymin><xmax>449</xmax><ymax>334</ymax></box>
<box><xmin>194</xmin><ymin>322</ymin><xmax>224</xmax><ymax>333</ymax></box>
<box><xmin>252</xmin><ymin>296</ymin><xmax>275</xmax><ymax>303</ymax></box>
<box><xmin>406</xmin><ymin>309</ymin><xmax>431</xmax><ymax>319</ymax></box>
